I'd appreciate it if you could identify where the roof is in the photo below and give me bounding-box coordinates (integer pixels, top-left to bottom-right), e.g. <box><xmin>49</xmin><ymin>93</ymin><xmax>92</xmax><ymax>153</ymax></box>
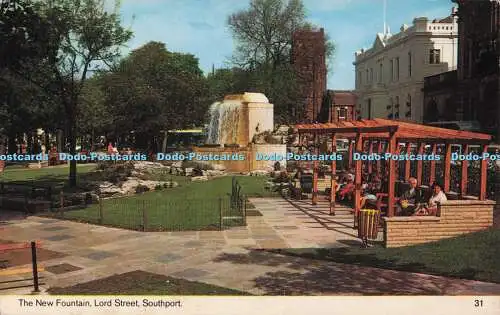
<box><xmin>433</xmin><ymin>15</ymin><xmax>454</xmax><ymax>23</ymax></box>
<box><xmin>168</xmin><ymin>129</ymin><xmax>204</xmax><ymax>133</ymax></box>
<box><xmin>295</xmin><ymin>118</ymin><xmax>492</xmax><ymax>143</ymax></box>
<box><xmin>326</xmin><ymin>90</ymin><xmax>356</xmax><ymax>105</ymax></box>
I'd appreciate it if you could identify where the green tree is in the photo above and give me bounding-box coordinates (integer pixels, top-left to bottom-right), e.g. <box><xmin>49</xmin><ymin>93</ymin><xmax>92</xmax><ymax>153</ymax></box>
<box><xmin>227</xmin><ymin>0</ymin><xmax>334</xmax><ymax>69</ymax></box>
<box><xmin>104</xmin><ymin>42</ymin><xmax>207</xmax><ymax>150</ymax></box>
<box><xmin>34</xmin><ymin>0</ymin><xmax>132</xmax><ymax>186</ymax></box>
<box><xmin>226</xmin><ymin>0</ymin><xmax>335</xmax><ymax>123</ymax></box>
<box><xmin>0</xmin><ymin>0</ymin><xmax>57</xmax><ymax>155</ymax></box>
<box><xmin>78</xmin><ymin>75</ymin><xmax>112</xmax><ymax>150</ymax></box>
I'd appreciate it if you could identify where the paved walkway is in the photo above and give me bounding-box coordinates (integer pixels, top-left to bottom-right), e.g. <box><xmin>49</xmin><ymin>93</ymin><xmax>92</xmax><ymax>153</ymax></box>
<box><xmin>1</xmin><ymin>198</ymin><xmax>500</xmax><ymax>295</ymax></box>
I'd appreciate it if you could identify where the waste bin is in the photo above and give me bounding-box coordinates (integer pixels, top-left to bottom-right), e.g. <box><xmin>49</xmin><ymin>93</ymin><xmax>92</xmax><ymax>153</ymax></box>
<box><xmin>357</xmin><ymin>209</ymin><xmax>381</xmax><ymax>248</ymax></box>
<box><xmin>300</xmin><ymin>174</ymin><xmax>313</xmax><ymax>193</ymax></box>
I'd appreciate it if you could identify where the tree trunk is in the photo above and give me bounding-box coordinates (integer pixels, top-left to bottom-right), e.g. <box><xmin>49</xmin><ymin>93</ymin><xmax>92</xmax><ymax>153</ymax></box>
<box><xmin>90</xmin><ymin>127</ymin><xmax>95</xmax><ymax>151</ymax></box>
<box><xmin>68</xmin><ymin>118</ymin><xmax>77</xmax><ymax>187</ymax></box>
<box><xmin>0</xmin><ymin>135</ymin><xmax>6</xmax><ymax>173</ymax></box>
<box><xmin>26</xmin><ymin>132</ymin><xmax>33</xmax><ymax>154</ymax></box>
<box><xmin>66</xmin><ymin>94</ymin><xmax>77</xmax><ymax>187</ymax></box>
<box><xmin>7</xmin><ymin>130</ymin><xmax>16</xmax><ymax>154</ymax></box>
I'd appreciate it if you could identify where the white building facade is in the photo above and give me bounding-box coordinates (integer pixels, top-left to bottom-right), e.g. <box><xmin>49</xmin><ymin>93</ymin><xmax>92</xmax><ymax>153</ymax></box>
<box><xmin>353</xmin><ymin>10</ymin><xmax>458</xmax><ymax>122</ymax></box>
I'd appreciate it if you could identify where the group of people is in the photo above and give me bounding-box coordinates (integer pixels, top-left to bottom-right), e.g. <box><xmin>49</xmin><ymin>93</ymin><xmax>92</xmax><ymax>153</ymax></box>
<box><xmin>334</xmin><ymin>170</ymin><xmax>447</xmax><ymax>216</ymax></box>
<box><xmin>396</xmin><ymin>177</ymin><xmax>447</xmax><ymax>216</ymax></box>
<box><xmin>335</xmin><ymin>170</ymin><xmax>384</xmax><ymax>207</ymax></box>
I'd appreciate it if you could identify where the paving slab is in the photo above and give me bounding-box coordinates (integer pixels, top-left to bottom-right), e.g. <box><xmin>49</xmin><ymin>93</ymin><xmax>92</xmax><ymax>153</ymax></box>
<box><xmin>1</xmin><ymin>198</ymin><xmax>499</xmax><ymax>295</ymax></box>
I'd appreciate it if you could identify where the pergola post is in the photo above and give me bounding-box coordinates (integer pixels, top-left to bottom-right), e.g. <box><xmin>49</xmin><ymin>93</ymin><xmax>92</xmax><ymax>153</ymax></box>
<box><xmin>479</xmin><ymin>144</ymin><xmax>489</xmax><ymax>200</ymax></box>
<box><xmin>330</xmin><ymin>133</ymin><xmax>337</xmax><ymax>215</ymax></box>
<box><xmin>395</xmin><ymin>142</ymin><xmax>401</xmax><ymax>180</ymax></box>
<box><xmin>429</xmin><ymin>143</ymin><xmax>437</xmax><ymax>185</ymax></box>
<box><xmin>354</xmin><ymin>133</ymin><xmax>363</xmax><ymax>214</ymax></box>
<box><xmin>298</xmin><ymin>133</ymin><xmax>303</xmax><ymax>170</ymax></box>
<box><xmin>404</xmin><ymin>142</ymin><xmax>411</xmax><ymax>180</ymax></box>
<box><xmin>416</xmin><ymin>143</ymin><xmax>424</xmax><ymax>185</ymax></box>
<box><xmin>444</xmin><ymin>143</ymin><xmax>452</xmax><ymax>192</ymax></box>
<box><xmin>348</xmin><ymin>140</ymin><xmax>353</xmax><ymax>170</ymax></box>
<box><xmin>376</xmin><ymin>141</ymin><xmax>383</xmax><ymax>176</ymax></box>
<box><xmin>461</xmin><ymin>144</ymin><xmax>469</xmax><ymax>197</ymax></box>
<box><xmin>312</xmin><ymin>133</ymin><xmax>319</xmax><ymax>205</ymax></box>
<box><xmin>387</xmin><ymin>132</ymin><xmax>397</xmax><ymax>217</ymax></box>
<box><xmin>368</xmin><ymin>141</ymin><xmax>373</xmax><ymax>174</ymax></box>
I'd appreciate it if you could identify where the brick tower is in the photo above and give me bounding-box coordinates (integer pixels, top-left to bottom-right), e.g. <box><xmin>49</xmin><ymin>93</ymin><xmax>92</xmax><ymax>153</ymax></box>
<box><xmin>291</xmin><ymin>28</ymin><xmax>327</xmax><ymax>123</ymax></box>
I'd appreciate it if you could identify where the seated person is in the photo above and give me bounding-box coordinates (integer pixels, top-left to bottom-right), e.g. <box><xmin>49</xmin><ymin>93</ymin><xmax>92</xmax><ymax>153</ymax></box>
<box><xmin>414</xmin><ymin>182</ymin><xmax>447</xmax><ymax>216</ymax></box>
<box><xmin>396</xmin><ymin>177</ymin><xmax>423</xmax><ymax>216</ymax></box>
<box><xmin>337</xmin><ymin>178</ymin><xmax>354</xmax><ymax>201</ymax></box>
<box><xmin>359</xmin><ymin>180</ymin><xmax>379</xmax><ymax>209</ymax></box>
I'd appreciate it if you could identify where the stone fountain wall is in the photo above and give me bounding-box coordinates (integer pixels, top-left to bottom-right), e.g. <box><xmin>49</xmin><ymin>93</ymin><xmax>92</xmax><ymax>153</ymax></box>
<box><xmin>193</xmin><ymin>143</ymin><xmax>286</xmax><ymax>173</ymax></box>
<box><xmin>207</xmin><ymin>93</ymin><xmax>274</xmax><ymax>147</ymax></box>
<box><xmin>199</xmin><ymin>92</ymin><xmax>286</xmax><ymax>172</ymax></box>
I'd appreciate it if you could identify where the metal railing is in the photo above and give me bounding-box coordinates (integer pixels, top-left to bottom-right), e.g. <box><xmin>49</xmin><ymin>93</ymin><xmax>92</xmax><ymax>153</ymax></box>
<box><xmin>41</xmin><ymin>176</ymin><xmax>248</xmax><ymax>231</ymax></box>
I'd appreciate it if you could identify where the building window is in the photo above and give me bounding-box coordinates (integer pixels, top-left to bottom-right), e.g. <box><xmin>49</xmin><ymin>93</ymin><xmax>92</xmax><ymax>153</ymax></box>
<box><xmin>388</xmin><ymin>97</ymin><xmax>393</xmax><ymax>119</ymax></box>
<box><xmin>429</xmin><ymin>49</ymin><xmax>441</xmax><ymax>64</ymax></box>
<box><xmin>358</xmin><ymin>71</ymin><xmax>362</xmax><ymax>85</ymax></box>
<box><xmin>390</xmin><ymin>59</ymin><xmax>394</xmax><ymax>81</ymax></box>
<box><xmin>366</xmin><ymin>69</ymin><xmax>369</xmax><ymax>83</ymax></box>
<box><xmin>370</xmin><ymin>68</ymin><xmax>373</xmax><ymax>82</ymax></box>
<box><xmin>367</xmin><ymin>99</ymin><xmax>372</xmax><ymax>119</ymax></box>
<box><xmin>408</xmin><ymin>52</ymin><xmax>412</xmax><ymax>77</ymax></box>
<box><xmin>406</xmin><ymin>94</ymin><xmax>411</xmax><ymax>118</ymax></box>
<box><xmin>395</xmin><ymin>96</ymin><xmax>400</xmax><ymax>118</ymax></box>
<box><xmin>395</xmin><ymin>57</ymin><xmax>400</xmax><ymax>80</ymax></box>
<box><xmin>338</xmin><ymin>107</ymin><xmax>347</xmax><ymax>119</ymax></box>
<box><xmin>379</xmin><ymin>63</ymin><xmax>383</xmax><ymax>82</ymax></box>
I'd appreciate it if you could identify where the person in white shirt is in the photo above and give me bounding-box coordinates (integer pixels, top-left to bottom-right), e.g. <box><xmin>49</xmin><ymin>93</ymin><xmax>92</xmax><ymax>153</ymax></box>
<box><xmin>414</xmin><ymin>181</ymin><xmax>447</xmax><ymax>216</ymax></box>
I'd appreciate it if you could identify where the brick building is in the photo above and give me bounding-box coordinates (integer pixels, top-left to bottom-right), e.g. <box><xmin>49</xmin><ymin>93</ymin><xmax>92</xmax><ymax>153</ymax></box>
<box><xmin>291</xmin><ymin>28</ymin><xmax>327</xmax><ymax>123</ymax></box>
<box><xmin>424</xmin><ymin>0</ymin><xmax>500</xmax><ymax>139</ymax></box>
<box><xmin>453</xmin><ymin>0</ymin><xmax>500</xmax><ymax>140</ymax></box>
<box><xmin>321</xmin><ymin>90</ymin><xmax>357</xmax><ymax>122</ymax></box>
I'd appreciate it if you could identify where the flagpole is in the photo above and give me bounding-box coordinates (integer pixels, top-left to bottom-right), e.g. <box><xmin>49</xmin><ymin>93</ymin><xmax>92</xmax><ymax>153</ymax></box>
<box><xmin>383</xmin><ymin>0</ymin><xmax>387</xmax><ymax>34</ymax></box>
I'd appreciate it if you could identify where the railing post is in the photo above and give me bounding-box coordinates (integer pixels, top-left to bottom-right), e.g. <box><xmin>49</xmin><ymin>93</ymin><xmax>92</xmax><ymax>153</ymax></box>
<box><xmin>98</xmin><ymin>195</ymin><xmax>103</xmax><ymax>224</ymax></box>
<box><xmin>31</xmin><ymin>241</ymin><xmax>39</xmax><ymax>292</ymax></box>
<box><xmin>243</xmin><ymin>195</ymin><xmax>247</xmax><ymax>225</ymax></box>
<box><xmin>142</xmin><ymin>200</ymin><xmax>148</xmax><ymax>231</ymax></box>
<box><xmin>24</xmin><ymin>193</ymin><xmax>29</xmax><ymax>215</ymax></box>
<box><xmin>47</xmin><ymin>186</ymin><xmax>53</xmax><ymax>211</ymax></box>
<box><xmin>59</xmin><ymin>191</ymin><xmax>64</xmax><ymax>218</ymax></box>
<box><xmin>219</xmin><ymin>196</ymin><xmax>223</xmax><ymax>231</ymax></box>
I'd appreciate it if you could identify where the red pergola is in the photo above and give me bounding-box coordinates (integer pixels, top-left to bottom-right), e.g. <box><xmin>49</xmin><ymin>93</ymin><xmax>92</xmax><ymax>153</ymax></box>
<box><xmin>295</xmin><ymin>118</ymin><xmax>493</xmax><ymax>217</ymax></box>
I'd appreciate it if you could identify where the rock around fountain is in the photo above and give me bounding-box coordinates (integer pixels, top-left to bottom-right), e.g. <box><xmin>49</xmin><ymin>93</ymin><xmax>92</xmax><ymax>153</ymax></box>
<box><xmin>194</xmin><ymin>92</ymin><xmax>287</xmax><ymax>172</ymax></box>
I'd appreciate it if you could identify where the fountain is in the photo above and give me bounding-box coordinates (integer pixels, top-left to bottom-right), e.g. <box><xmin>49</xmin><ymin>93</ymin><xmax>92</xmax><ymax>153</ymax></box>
<box><xmin>194</xmin><ymin>92</ymin><xmax>287</xmax><ymax>172</ymax></box>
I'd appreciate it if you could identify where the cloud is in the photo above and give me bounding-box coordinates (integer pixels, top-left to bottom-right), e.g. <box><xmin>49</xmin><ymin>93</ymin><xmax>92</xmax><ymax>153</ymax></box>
<box><xmin>188</xmin><ymin>22</ymin><xmax>215</xmax><ymax>30</ymax></box>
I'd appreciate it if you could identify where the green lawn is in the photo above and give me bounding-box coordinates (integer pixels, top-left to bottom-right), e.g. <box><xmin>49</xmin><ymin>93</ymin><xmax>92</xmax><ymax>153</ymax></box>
<box><xmin>48</xmin><ymin>270</ymin><xmax>250</xmax><ymax>295</ymax></box>
<box><xmin>1</xmin><ymin>163</ymin><xmax>275</xmax><ymax>231</ymax></box>
<box><xmin>273</xmin><ymin>227</ymin><xmax>500</xmax><ymax>284</ymax></box>
<box><xmin>0</xmin><ymin>164</ymin><xmax>97</xmax><ymax>189</ymax></box>
<box><xmin>59</xmin><ymin>175</ymin><xmax>273</xmax><ymax>231</ymax></box>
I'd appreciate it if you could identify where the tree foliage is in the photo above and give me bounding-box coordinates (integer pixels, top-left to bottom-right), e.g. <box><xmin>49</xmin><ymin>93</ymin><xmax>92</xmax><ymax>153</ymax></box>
<box><xmin>102</xmin><ymin>41</ymin><xmax>208</xmax><ymax>150</ymax></box>
<box><xmin>35</xmin><ymin>0</ymin><xmax>132</xmax><ymax>185</ymax></box>
<box><xmin>226</xmin><ymin>0</ymin><xmax>335</xmax><ymax>123</ymax></box>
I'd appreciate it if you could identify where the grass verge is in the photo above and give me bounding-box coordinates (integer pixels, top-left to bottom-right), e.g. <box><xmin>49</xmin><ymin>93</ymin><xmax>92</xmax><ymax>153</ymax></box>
<box><xmin>48</xmin><ymin>270</ymin><xmax>251</xmax><ymax>295</ymax></box>
<box><xmin>272</xmin><ymin>227</ymin><xmax>500</xmax><ymax>283</ymax></box>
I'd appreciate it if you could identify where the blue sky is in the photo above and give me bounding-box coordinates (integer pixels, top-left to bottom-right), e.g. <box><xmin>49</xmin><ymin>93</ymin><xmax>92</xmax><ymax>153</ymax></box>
<box><xmin>117</xmin><ymin>0</ymin><xmax>454</xmax><ymax>90</ymax></box>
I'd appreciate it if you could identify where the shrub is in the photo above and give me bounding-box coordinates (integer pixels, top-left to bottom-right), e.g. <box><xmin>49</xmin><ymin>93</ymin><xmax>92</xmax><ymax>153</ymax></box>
<box><xmin>182</xmin><ymin>160</ymin><xmax>214</xmax><ymax>171</ymax></box>
<box><xmin>135</xmin><ymin>185</ymin><xmax>150</xmax><ymax>194</ymax></box>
